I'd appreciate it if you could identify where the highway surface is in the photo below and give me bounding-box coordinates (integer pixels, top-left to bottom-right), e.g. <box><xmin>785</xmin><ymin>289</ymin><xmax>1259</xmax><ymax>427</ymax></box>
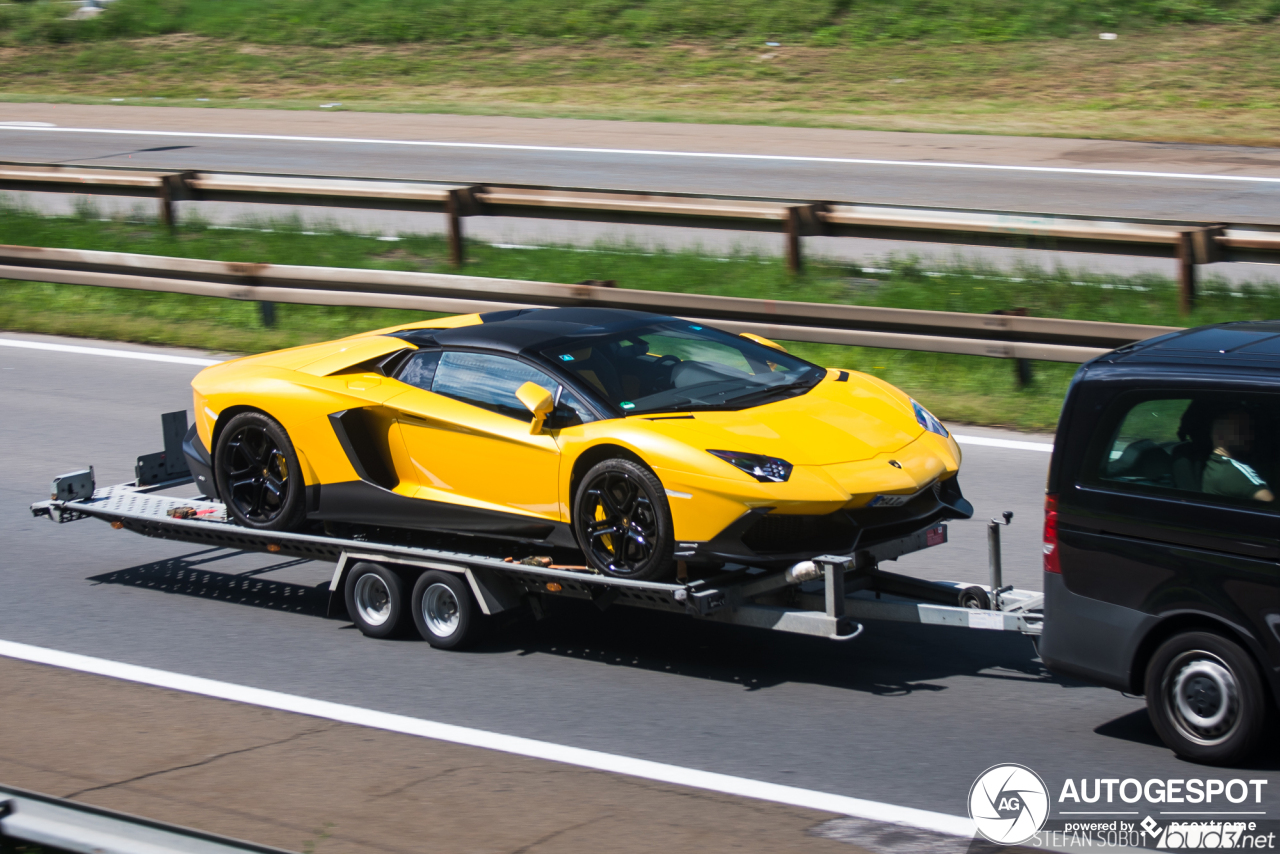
<box><xmin>2</xmin><ymin>105</ymin><xmax>1279</xmax><ymax>282</ymax></box>
<box><xmin>5</xmin><ymin>332</ymin><xmax>1279</xmax><ymax>828</ymax></box>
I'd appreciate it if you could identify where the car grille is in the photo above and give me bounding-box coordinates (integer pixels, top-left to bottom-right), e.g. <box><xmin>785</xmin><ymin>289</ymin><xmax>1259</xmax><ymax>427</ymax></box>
<box><xmin>740</xmin><ymin>513</ymin><xmax>856</xmax><ymax>555</ymax></box>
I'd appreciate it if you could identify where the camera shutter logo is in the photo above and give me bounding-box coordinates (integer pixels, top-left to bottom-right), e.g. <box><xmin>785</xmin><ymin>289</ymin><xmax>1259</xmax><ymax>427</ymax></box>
<box><xmin>969</xmin><ymin>764</ymin><xmax>1050</xmax><ymax>845</ymax></box>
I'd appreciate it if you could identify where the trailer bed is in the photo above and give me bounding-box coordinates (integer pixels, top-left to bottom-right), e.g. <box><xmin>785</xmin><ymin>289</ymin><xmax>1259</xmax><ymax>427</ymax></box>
<box><xmin>32</xmin><ymin>475</ymin><xmax>1043</xmax><ymax>644</ymax></box>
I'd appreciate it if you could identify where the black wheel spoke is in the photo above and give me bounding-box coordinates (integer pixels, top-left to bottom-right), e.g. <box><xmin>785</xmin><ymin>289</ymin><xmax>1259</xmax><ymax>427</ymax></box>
<box><xmin>590</xmin><ymin>485</ymin><xmax>623</xmax><ymax>517</ymax></box>
<box><xmin>221</xmin><ymin>423</ymin><xmax>292</xmax><ymax>525</ymax></box>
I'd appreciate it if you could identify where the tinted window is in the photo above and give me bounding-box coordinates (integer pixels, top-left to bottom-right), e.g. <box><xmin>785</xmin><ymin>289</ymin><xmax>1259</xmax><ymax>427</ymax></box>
<box><xmin>549</xmin><ymin>386</ymin><xmax>596</xmax><ymax>428</ymax></box>
<box><xmin>542</xmin><ymin>321</ymin><xmax>821</xmax><ymax>415</ymax></box>
<box><xmin>397</xmin><ymin>350</ymin><xmax>442</xmax><ymax>391</ymax></box>
<box><xmin>1093</xmin><ymin>392</ymin><xmax>1279</xmax><ymax>508</ymax></box>
<box><xmin>432</xmin><ymin>352</ymin><xmax>558</xmax><ymax>420</ymax></box>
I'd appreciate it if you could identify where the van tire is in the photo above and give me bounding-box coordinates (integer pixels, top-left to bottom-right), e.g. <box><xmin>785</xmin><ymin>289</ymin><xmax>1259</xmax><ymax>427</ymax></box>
<box><xmin>1145</xmin><ymin>630</ymin><xmax>1267</xmax><ymax>765</ymax></box>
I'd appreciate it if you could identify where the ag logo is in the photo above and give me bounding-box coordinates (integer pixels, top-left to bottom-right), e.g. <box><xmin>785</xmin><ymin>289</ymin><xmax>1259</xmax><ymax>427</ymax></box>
<box><xmin>969</xmin><ymin>764</ymin><xmax>1050</xmax><ymax>845</ymax></box>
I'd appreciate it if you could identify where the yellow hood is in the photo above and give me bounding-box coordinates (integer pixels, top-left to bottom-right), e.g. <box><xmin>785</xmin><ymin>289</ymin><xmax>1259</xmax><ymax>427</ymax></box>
<box><xmin>637</xmin><ymin>373</ymin><xmax>922</xmax><ymax>466</ymax></box>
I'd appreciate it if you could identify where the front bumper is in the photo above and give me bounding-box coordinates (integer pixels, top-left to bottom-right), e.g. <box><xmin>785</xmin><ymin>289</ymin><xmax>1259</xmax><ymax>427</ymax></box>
<box><xmin>676</xmin><ymin>475</ymin><xmax>973</xmax><ymax>568</ymax></box>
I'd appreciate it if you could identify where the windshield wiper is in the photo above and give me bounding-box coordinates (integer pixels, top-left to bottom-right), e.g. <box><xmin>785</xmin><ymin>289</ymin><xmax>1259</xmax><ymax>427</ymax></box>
<box><xmin>725</xmin><ymin>379</ymin><xmax>816</xmax><ymax>405</ymax></box>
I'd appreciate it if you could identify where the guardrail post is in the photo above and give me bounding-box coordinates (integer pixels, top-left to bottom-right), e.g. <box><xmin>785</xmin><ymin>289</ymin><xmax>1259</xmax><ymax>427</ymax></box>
<box><xmin>785</xmin><ymin>207</ymin><xmax>804</xmax><ymax>274</ymax></box>
<box><xmin>784</xmin><ymin>204</ymin><xmax>826</xmax><ymax>275</ymax></box>
<box><xmin>157</xmin><ymin>172</ymin><xmax>193</xmax><ymax>233</ymax></box>
<box><xmin>1176</xmin><ymin>231</ymin><xmax>1197</xmax><ymax>316</ymax></box>
<box><xmin>446</xmin><ymin>189</ymin><xmax>466</xmax><ymax>267</ymax></box>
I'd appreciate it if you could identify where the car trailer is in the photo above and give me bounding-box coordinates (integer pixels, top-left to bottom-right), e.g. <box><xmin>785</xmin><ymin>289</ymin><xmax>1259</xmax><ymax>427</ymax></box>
<box><xmin>30</xmin><ymin>418</ymin><xmax>1043</xmax><ymax>649</ymax></box>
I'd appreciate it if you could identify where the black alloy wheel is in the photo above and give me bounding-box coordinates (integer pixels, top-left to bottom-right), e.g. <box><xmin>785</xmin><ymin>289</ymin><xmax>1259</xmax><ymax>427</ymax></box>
<box><xmin>1145</xmin><ymin>630</ymin><xmax>1268</xmax><ymax>765</ymax></box>
<box><xmin>214</xmin><ymin>411</ymin><xmax>306</xmax><ymax>531</ymax></box>
<box><xmin>573</xmin><ymin>458</ymin><xmax>674</xmax><ymax>581</ymax></box>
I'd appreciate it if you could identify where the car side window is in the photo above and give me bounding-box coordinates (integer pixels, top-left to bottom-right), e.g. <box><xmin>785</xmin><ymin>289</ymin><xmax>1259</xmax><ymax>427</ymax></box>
<box><xmin>548</xmin><ymin>386</ymin><xmax>597</xmax><ymax>428</ymax></box>
<box><xmin>1095</xmin><ymin>392</ymin><xmax>1279</xmax><ymax>508</ymax></box>
<box><xmin>396</xmin><ymin>350</ymin><xmax>442</xmax><ymax>391</ymax></box>
<box><xmin>431</xmin><ymin>351</ymin><xmax>558</xmax><ymax>420</ymax></box>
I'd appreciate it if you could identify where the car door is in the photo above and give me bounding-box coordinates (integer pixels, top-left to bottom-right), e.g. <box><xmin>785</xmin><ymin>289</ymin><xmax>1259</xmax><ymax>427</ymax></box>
<box><xmin>1059</xmin><ymin>386</ymin><xmax>1280</xmax><ymax>670</ymax></box>
<box><xmin>386</xmin><ymin>349</ymin><xmax>563</xmax><ymax>522</ymax></box>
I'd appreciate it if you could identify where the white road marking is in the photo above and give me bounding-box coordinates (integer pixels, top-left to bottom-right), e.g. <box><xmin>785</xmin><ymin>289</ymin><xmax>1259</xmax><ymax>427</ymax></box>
<box><xmin>0</xmin><ymin>638</ymin><xmax>974</xmax><ymax>837</ymax></box>
<box><xmin>953</xmin><ymin>434</ymin><xmax>1054</xmax><ymax>453</ymax></box>
<box><xmin>0</xmin><ymin>121</ymin><xmax>57</xmax><ymax>128</ymax></box>
<box><xmin>0</xmin><ymin>338</ymin><xmax>220</xmax><ymax>366</ymax></box>
<box><xmin>3</xmin><ymin>125</ymin><xmax>1279</xmax><ymax>184</ymax></box>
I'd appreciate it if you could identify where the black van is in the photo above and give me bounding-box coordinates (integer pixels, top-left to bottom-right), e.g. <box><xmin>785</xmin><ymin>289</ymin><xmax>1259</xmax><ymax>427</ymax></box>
<box><xmin>1041</xmin><ymin>321</ymin><xmax>1280</xmax><ymax>765</ymax></box>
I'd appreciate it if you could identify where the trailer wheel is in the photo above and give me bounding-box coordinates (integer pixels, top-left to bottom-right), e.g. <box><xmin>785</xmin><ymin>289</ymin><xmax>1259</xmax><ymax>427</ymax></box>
<box><xmin>1145</xmin><ymin>630</ymin><xmax>1267</xmax><ymax>765</ymax></box>
<box><xmin>573</xmin><ymin>458</ymin><xmax>674</xmax><ymax>581</ymax></box>
<box><xmin>344</xmin><ymin>562</ymin><xmax>406</xmax><ymax>639</ymax></box>
<box><xmin>214</xmin><ymin>411</ymin><xmax>306</xmax><ymax>532</ymax></box>
<box><xmin>412</xmin><ymin>571</ymin><xmax>485</xmax><ymax>650</ymax></box>
<box><xmin>958</xmin><ymin>586</ymin><xmax>990</xmax><ymax>609</ymax></box>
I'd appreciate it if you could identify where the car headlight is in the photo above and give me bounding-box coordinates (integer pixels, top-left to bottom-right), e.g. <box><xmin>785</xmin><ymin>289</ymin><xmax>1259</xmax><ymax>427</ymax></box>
<box><xmin>707</xmin><ymin>450</ymin><xmax>793</xmax><ymax>483</ymax></box>
<box><xmin>911</xmin><ymin>399</ymin><xmax>949</xmax><ymax>437</ymax></box>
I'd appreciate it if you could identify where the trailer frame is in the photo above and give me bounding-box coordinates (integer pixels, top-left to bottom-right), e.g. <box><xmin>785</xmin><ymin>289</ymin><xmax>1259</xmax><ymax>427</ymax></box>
<box><xmin>32</xmin><ymin>473</ymin><xmax>1043</xmax><ymax>646</ymax></box>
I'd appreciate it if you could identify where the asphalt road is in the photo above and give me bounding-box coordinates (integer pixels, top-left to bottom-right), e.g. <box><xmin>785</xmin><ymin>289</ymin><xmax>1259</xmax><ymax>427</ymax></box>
<box><xmin>5</xmin><ymin>333</ymin><xmax>1278</xmax><ymax>825</ymax></box>
<box><xmin>6</xmin><ymin>108</ymin><xmax>1280</xmax><ymax>283</ymax></box>
<box><xmin>3</xmin><ymin>116</ymin><xmax>1279</xmax><ymax>223</ymax></box>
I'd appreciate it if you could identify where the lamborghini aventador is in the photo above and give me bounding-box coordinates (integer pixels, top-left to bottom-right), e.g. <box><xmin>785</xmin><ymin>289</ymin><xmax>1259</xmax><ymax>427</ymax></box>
<box><xmin>183</xmin><ymin>307</ymin><xmax>971</xmax><ymax>580</ymax></box>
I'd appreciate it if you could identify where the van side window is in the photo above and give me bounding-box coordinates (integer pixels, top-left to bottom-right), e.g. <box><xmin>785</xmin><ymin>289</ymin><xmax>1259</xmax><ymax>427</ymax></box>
<box><xmin>1096</xmin><ymin>393</ymin><xmax>1278</xmax><ymax>508</ymax></box>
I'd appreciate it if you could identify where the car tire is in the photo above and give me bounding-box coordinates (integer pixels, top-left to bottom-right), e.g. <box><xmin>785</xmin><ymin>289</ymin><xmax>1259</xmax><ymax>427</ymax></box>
<box><xmin>1145</xmin><ymin>630</ymin><xmax>1268</xmax><ymax>765</ymax></box>
<box><xmin>344</xmin><ymin>562</ymin><xmax>407</xmax><ymax>639</ymax></box>
<box><xmin>214</xmin><ymin>411</ymin><xmax>307</xmax><ymax>531</ymax></box>
<box><xmin>411</xmin><ymin>570</ymin><xmax>485</xmax><ymax>650</ymax></box>
<box><xmin>573</xmin><ymin>458</ymin><xmax>674</xmax><ymax>581</ymax></box>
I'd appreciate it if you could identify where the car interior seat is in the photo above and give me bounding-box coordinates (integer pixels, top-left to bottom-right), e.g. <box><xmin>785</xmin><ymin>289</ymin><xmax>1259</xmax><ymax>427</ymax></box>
<box><xmin>1172</xmin><ymin>399</ymin><xmax>1215</xmax><ymax>492</ymax></box>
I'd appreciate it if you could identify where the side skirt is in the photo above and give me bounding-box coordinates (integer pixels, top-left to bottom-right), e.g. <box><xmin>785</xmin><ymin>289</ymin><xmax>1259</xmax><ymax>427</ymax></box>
<box><xmin>310</xmin><ymin>480</ymin><xmax>576</xmax><ymax>548</ymax></box>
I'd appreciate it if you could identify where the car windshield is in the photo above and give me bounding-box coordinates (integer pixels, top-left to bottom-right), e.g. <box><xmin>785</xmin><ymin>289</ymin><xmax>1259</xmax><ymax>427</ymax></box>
<box><xmin>542</xmin><ymin>321</ymin><xmax>823</xmax><ymax>415</ymax></box>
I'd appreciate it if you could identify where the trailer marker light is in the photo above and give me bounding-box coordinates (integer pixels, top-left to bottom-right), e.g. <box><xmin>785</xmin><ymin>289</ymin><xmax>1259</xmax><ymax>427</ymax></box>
<box><xmin>110</xmin><ymin>521</ymin><xmax>123</xmax><ymax>529</ymax></box>
<box><xmin>267</xmin><ymin>543</ymin><xmax>281</xmax><ymax>553</ymax></box>
<box><xmin>546</xmin><ymin>582</ymin><xmax>563</xmax><ymax>592</ymax></box>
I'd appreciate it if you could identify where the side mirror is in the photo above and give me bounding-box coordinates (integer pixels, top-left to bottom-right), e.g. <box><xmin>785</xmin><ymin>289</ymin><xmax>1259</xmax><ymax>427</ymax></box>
<box><xmin>516</xmin><ymin>381</ymin><xmax>555</xmax><ymax>434</ymax></box>
<box><xmin>739</xmin><ymin>332</ymin><xmax>789</xmax><ymax>353</ymax></box>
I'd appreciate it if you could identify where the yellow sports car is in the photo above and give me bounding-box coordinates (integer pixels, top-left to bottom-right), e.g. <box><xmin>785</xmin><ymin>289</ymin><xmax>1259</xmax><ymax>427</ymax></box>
<box><xmin>184</xmin><ymin>308</ymin><xmax>971</xmax><ymax>580</ymax></box>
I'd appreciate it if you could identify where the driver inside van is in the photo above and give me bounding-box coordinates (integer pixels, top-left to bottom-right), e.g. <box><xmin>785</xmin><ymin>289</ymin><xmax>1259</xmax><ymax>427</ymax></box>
<box><xmin>1203</xmin><ymin>409</ymin><xmax>1275</xmax><ymax>502</ymax></box>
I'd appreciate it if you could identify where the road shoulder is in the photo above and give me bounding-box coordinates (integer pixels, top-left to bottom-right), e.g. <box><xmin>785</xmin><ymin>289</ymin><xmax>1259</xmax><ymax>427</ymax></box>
<box><xmin>0</xmin><ymin>655</ymin><xmax>861</xmax><ymax>854</ymax></box>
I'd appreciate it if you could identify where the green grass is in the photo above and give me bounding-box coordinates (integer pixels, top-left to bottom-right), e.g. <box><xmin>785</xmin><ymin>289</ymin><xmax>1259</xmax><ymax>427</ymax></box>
<box><xmin>4</xmin><ymin>0</ymin><xmax>1278</xmax><ymax>47</ymax></box>
<box><xmin>3</xmin><ymin>26</ymin><xmax>1279</xmax><ymax>146</ymax></box>
<box><xmin>3</xmin><ymin>201</ymin><xmax>1280</xmax><ymax>432</ymax></box>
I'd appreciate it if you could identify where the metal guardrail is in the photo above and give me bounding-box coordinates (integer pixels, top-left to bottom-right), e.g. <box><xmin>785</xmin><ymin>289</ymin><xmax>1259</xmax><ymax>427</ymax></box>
<box><xmin>2</xmin><ymin>161</ymin><xmax>1278</xmax><ymax>316</ymax></box>
<box><xmin>0</xmin><ymin>244</ymin><xmax>1180</xmax><ymax>362</ymax></box>
<box><xmin>0</xmin><ymin>783</ymin><xmax>295</xmax><ymax>854</ymax></box>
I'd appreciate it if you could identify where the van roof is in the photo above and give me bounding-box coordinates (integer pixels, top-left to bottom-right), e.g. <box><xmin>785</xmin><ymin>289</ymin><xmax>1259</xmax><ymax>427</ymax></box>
<box><xmin>1099</xmin><ymin>321</ymin><xmax>1280</xmax><ymax>372</ymax></box>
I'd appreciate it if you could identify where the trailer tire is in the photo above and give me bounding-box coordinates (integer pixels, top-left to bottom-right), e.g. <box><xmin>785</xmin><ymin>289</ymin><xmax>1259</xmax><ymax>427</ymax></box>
<box><xmin>344</xmin><ymin>562</ymin><xmax>407</xmax><ymax>639</ymax></box>
<box><xmin>958</xmin><ymin>586</ymin><xmax>990</xmax><ymax>609</ymax></box>
<box><xmin>214</xmin><ymin>411</ymin><xmax>306</xmax><ymax>532</ymax></box>
<box><xmin>1145</xmin><ymin>630</ymin><xmax>1267</xmax><ymax>765</ymax></box>
<box><xmin>412</xmin><ymin>571</ymin><xmax>485</xmax><ymax>650</ymax></box>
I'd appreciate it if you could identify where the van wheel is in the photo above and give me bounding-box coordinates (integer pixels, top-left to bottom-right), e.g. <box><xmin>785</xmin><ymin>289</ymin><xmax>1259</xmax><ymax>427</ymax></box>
<box><xmin>573</xmin><ymin>458</ymin><xmax>674</xmax><ymax>581</ymax></box>
<box><xmin>344</xmin><ymin>562</ymin><xmax>406</xmax><ymax>639</ymax></box>
<box><xmin>412</xmin><ymin>571</ymin><xmax>485</xmax><ymax>650</ymax></box>
<box><xmin>1145</xmin><ymin>631</ymin><xmax>1267</xmax><ymax>765</ymax></box>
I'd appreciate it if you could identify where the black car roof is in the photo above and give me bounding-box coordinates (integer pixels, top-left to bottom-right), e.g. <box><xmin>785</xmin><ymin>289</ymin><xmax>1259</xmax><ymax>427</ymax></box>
<box><xmin>389</xmin><ymin>307</ymin><xmax>675</xmax><ymax>354</ymax></box>
<box><xmin>1093</xmin><ymin>321</ymin><xmax>1280</xmax><ymax>376</ymax></box>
